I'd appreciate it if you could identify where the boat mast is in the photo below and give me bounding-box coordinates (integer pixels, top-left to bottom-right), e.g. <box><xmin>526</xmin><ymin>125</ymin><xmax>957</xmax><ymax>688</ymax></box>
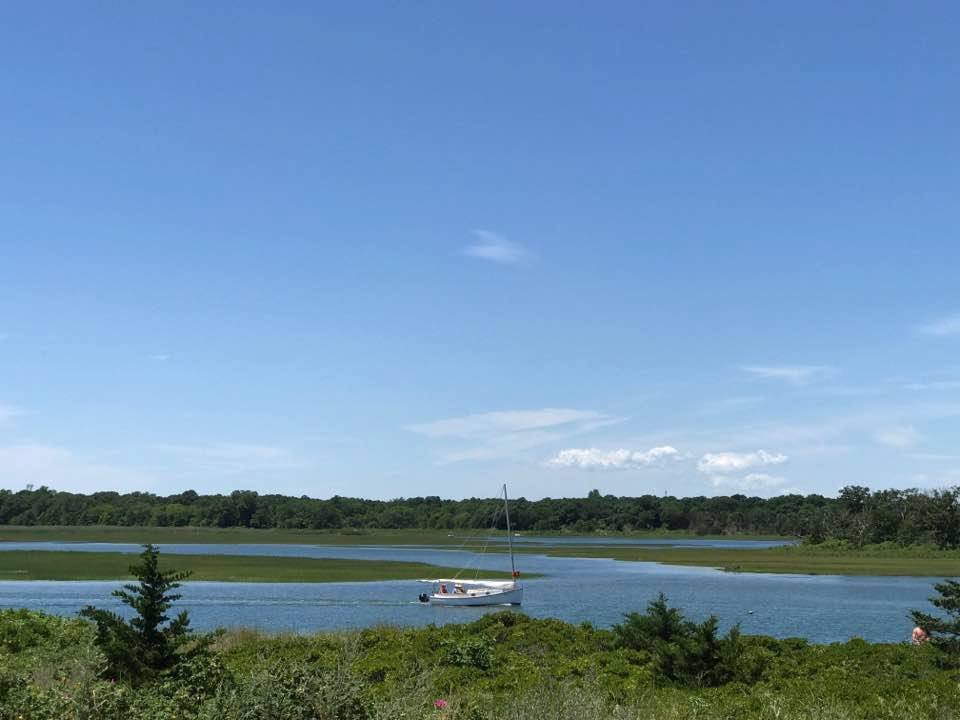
<box><xmin>503</xmin><ymin>483</ymin><xmax>517</xmax><ymax>580</ymax></box>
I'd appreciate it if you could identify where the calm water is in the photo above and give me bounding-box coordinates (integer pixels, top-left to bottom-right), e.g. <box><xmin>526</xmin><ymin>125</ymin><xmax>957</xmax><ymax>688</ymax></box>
<box><xmin>0</xmin><ymin>541</ymin><xmax>939</xmax><ymax>643</ymax></box>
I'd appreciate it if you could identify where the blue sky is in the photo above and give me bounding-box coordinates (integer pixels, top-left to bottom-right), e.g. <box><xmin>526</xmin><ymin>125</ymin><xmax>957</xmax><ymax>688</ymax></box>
<box><xmin>1</xmin><ymin>2</ymin><xmax>958</xmax><ymax>500</ymax></box>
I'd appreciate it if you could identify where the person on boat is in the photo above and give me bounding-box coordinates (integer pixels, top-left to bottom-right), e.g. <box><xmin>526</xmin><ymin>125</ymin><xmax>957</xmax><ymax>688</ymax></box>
<box><xmin>912</xmin><ymin>626</ymin><xmax>929</xmax><ymax>645</ymax></box>
<box><xmin>454</xmin><ymin>583</ymin><xmax>465</xmax><ymax>594</ymax></box>
<box><xmin>439</xmin><ymin>583</ymin><xmax>447</xmax><ymax>594</ymax></box>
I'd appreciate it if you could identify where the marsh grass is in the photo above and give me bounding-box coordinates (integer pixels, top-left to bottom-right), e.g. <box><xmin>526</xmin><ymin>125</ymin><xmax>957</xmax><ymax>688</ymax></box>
<box><xmin>0</xmin><ymin>550</ymin><xmax>519</xmax><ymax>582</ymax></box>
<box><xmin>535</xmin><ymin>542</ymin><xmax>960</xmax><ymax>576</ymax></box>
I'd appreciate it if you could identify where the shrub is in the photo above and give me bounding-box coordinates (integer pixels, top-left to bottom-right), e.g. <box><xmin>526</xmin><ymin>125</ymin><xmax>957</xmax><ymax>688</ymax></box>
<box><xmin>199</xmin><ymin>659</ymin><xmax>370</xmax><ymax>720</ymax></box>
<box><xmin>442</xmin><ymin>635</ymin><xmax>495</xmax><ymax>670</ymax></box>
<box><xmin>911</xmin><ymin>578</ymin><xmax>960</xmax><ymax>659</ymax></box>
<box><xmin>79</xmin><ymin>543</ymin><xmax>201</xmax><ymax>683</ymax></box>
<box><xmin>613</xmin><ymin>594</ymin><xmax>747</xmax><ymax>687</ymax></box>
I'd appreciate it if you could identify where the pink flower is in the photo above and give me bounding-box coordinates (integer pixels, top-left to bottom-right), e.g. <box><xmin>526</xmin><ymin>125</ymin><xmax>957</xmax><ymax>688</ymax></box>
<box><xmin>434</xmin><ymin>699</ymin><xmax>449</xmax><ymax>710</ymax></box>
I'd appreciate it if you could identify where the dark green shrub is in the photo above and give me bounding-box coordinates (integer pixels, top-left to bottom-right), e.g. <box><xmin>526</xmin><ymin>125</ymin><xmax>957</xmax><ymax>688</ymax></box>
<box><xmin>442</xmin><ymin>635</ymin><xmax>495</xmax><ymax>670</ymax></box>
<box><xmin>614</xmin><ymin>594</ymin><xmax>747</xmax><ymax>687</ymax></box>
<box><xmin>80</xmin><ymin>543</ymin><xmax>201</xmax><ymax>683</ymax></box>
<box><xmin>912</xmin><ymin>578</ymin><xmax>960</xmax><ymax>659</ymax></box>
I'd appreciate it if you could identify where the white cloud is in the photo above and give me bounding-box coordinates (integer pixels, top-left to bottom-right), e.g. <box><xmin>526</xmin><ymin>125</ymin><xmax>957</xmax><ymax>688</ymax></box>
<box><xmin>0</xmin><ymin>444</ymin><xmax>153</xmax><ymax>493</ymax></box>
<box><xmin>546</xmin><ymin>446</ymin><xmax>679</xmax><ymax>470</ymax></box>
<box><xmin>407</xmin><ymin>408</ymin><xmax>624</xmax><ymax>463</ymax></box>
<box><xmin>918</xmin><ymin>313</ymin><xmax>960</xmax><ymax>337</ymax></box>
<box><xmin>874</xmin><ymin>425</ymin><xmax>922</xmax><ymax>448</ymax></box>
<box><xmin>148</xmin><ymin>353</ymin><xmax>171</xmax><ymax>362</ymax></box>
<box><xmin>741</xmin><ymin>365</ymin><xmax>834</xmax><ymax>385</ymax></box>
<box><xmin>697</xmin><ymin>450</ymin><xmax>787</xmax><ymax>475</ymax></box>
<box><xmin>462</xmin><ymin>230</ymin><xmax>532</xmax><ymax>265</ymax></box>
<box><xmin>708</xmin><ymin>472</ymin><xmax>787</xmax><ymax>491</ymax></box>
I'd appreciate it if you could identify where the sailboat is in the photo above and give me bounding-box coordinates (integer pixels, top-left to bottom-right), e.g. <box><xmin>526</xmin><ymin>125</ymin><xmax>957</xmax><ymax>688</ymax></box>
<box><xmin>417</xmin><ymin>484</ymin><xmax>523</xmax><ymax>606</ymax></box>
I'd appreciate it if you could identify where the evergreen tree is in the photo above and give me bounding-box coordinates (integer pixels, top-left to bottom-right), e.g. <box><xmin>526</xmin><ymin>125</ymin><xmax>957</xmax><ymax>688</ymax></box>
<box><xmin>80</xmin><ymin>544</ymin><xmax>194</xmax><ymax>682</ymax></box>
<box><xmin>911</xmin><ymin>579</ymin><xmax>960</xmax><ymax>657</ymax></box>
<box><xmin>613</xmin><ymin>594</ymin><xmax>746</xmax><ymax>687</ymax></box>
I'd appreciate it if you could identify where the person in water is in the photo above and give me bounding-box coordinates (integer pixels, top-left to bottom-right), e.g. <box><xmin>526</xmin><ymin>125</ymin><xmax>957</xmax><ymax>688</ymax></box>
<box><xmin>912</xmin><ymin>626</ymin><xmax>929</xmax><ymax>645</ymax></box>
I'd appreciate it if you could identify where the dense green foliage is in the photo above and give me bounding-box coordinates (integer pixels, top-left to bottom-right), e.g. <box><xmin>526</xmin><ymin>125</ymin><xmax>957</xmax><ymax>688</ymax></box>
<box><xmin>2</xmin><ymin>606</ymin><xmax>959</xmax><ymax>720</ymax></box>
<box><xmin>912</xmin><ymin>579</ymin><xmax>960</xmax><ymax>657</ymax></box>
<box><xmin>614</xmin><ymin>594</ymin><xmax>747</xmax><ymax>687</ymax></box>
<box><xmin>79</xmin><ymin>544</ymin><xmax>196</xmax><ymax>682</ymax></box>
<box><xmin>3</xmin><ymin>484</ymin><xmax>960</xmax><ymax>547</ymax></box>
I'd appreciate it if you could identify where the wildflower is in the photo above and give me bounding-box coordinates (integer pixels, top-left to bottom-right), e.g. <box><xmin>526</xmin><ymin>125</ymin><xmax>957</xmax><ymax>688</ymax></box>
<box><xmin>434</xmin><ymin>699</ymin><xmax>449</xmax><ymax>710</ymax></box>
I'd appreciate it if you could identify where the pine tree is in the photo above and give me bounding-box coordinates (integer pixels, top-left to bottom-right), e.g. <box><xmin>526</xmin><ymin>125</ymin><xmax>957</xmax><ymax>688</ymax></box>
<box><xmin>911</xmin><ymin>579</ymin><xmax>960</xmax><ymax>657</ymax></box>
<box><xmin>80</xmin><ymin>544</ymin><xmax>194</xmax><ymax>682</ymax></box>
<box><xmin>613</xmin><ymin>594</ymin><xmax>746</xmax><ymax>687</ymax></box>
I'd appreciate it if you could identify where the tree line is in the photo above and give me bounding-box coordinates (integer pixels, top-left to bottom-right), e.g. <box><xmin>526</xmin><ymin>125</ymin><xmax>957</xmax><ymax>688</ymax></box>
<box><xmin>1</xmin><ymin>484</ymin><xmax>958</xmax><ymax>547</ymax></box>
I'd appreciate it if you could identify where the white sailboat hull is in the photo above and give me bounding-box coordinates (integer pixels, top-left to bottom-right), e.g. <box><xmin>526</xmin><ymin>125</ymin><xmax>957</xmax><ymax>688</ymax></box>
<box><xmin>419</xmin><ymin>484</ymin><xmax>524</xmax><ymax>607</ymax></box>
<box><xmin>429</xmin><ymin>585</ymin><xmax>523</xmax><ymax>606</ymax></box>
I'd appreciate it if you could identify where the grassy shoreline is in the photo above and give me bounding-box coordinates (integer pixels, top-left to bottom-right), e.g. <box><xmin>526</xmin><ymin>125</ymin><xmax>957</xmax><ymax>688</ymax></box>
<box><xmin>530</xmin><ymin>543</ymin><xmax>960</xmax><ymax>576</ymax></box>
<box><xmin>2</xmin><ymin>525</ymin><xmax>956</xmax><ymax>576</ymax></box>
<box><xmin>0</xmin><ymin>524</ymin><xmax>790</xmax><ymax>544</ymax></box>
<box><xmin>0</xmin><ymin>550</ymin><xmax>521</xmax><ymax>583</ymax></box>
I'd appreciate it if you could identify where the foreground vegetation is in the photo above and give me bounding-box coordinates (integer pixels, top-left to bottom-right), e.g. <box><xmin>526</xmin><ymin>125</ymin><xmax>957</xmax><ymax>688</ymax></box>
<box><xmin>0</xmin><ymin>551</ymin><xmax>514</xmax><ymax>583</ymax></box>
<box><xmin>3</xmin><ymin>605</ymin><xmax>960</xmax><ymax>719</ymax></box>
<box><xmin>4</xmin><ymin>484</ymin><xmax>960</xmax><ymax>547</ymax></box>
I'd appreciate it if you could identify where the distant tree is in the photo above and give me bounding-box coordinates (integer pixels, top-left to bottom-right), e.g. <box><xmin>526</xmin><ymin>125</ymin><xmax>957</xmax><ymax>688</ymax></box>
<box><xmin>80</xmin><ymin>544</ymin><xmax>196</xmax><ymax>683</ymax></box>
<box><xmin>911</xmin><ymin>579</ymin><xmax>960</xmax><ymax>659</ymax></box>
<box><xmin>926</xmin><ymin>490</ymin><xmax>960</xmax><ymax>549</ymax></box>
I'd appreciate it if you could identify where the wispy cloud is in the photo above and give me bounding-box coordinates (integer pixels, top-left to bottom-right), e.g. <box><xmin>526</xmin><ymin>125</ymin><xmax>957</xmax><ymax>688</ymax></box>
<box><xmin>148</xmin><ymin>353</ymin><xmax>171</xmax><ymax>362</ymax></box>
<box><xmin>875</xmin><ymin>425</ymin><xmax>922</xmax><ymax>449</ymax></box>
<box><xmin>546</xmin><ymin>446</ymin><xmax>679</xmax><ymax>471</ymax></box>
<box><xmin>0</xmin><ymin>404</ymin><xmax>22</xmax><ymax>423</ymax></box>
<box><xmin>741</xmin><ymin>365</ymin><xmax>834</xmax><ymax>385</ymax></box>
<box><xmin>904</xmin><ymin>380</ymin><xmax>960</xmax><ymax>391</ymax></box>
<box><xmin>918</xmin><ymin>313</ymin><xmax>960</xmax><ymax>337</ymax></box>
<box><xmin>708</xmin><ymin>472</ymin><xmax>787</xmax><ymax>492</ymax></box>
<box><xmin>0</xmin><ymin>444</ymin><xmax>153</xmax><ymax>493</ymax></box>
<box><xmin>156</xmin><ymin>443</ymin><xmax>302</xmax><ymax>473</ymax></box>
<box><xmin>697</xmin><ymin>449</ymin><xmax>787</xmax><ymax>475</ymax></box>
<box><xmin>686</xmin><ymin>402</ymin><xmax>960</xmax><ymax>457</ymax></box>
<box><xmin>907</xmin><ymin>452</ymin><xmax>959</xmax><ymax>462</ymax></box>
<box><xmin>462</xmin><ymin>230</ymin><xmax>532</xmax><ymax>265</ymax></box>
<box><xmin>408</xmin><ymin>409</ymin><xmax>609</xmax><ymax>438</ymax></box>
<box><xmin>407</xmin><ymin>408</ymin><xmax>623</xmax><ymax>463</ymax></box>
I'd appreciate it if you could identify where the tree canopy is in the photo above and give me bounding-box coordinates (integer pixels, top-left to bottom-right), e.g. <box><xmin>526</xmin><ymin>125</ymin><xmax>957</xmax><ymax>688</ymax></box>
<box><xmin>2</xmin><ymin>484</ymin><xmax>959</xmax><ymax>548</ymax></box>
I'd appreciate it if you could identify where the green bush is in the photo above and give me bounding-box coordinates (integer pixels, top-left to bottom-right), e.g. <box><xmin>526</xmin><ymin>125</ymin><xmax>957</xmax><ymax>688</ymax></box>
<box><xmin>80</xmin><ymin>544</ymin><xmax>199</xmax><ymax>683</ymax></box>
<box><xmin>198</xmin><ymin>659</ymin><xmax>369</xmax><ymax>720</ymax></box>
<box><xmin>613</xmin><ymin>594</ymin><xmax>748</xmax><ymax>687</ymax></box>
<box><xmin>442</xmin><ymin>635</ymin><xmax>495</xmax><ymax>670</ymax></box>
<box><xmin>3</xmin><ymin>607</ymin><xmax>960</xmax><ymax>720</ymax></box>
